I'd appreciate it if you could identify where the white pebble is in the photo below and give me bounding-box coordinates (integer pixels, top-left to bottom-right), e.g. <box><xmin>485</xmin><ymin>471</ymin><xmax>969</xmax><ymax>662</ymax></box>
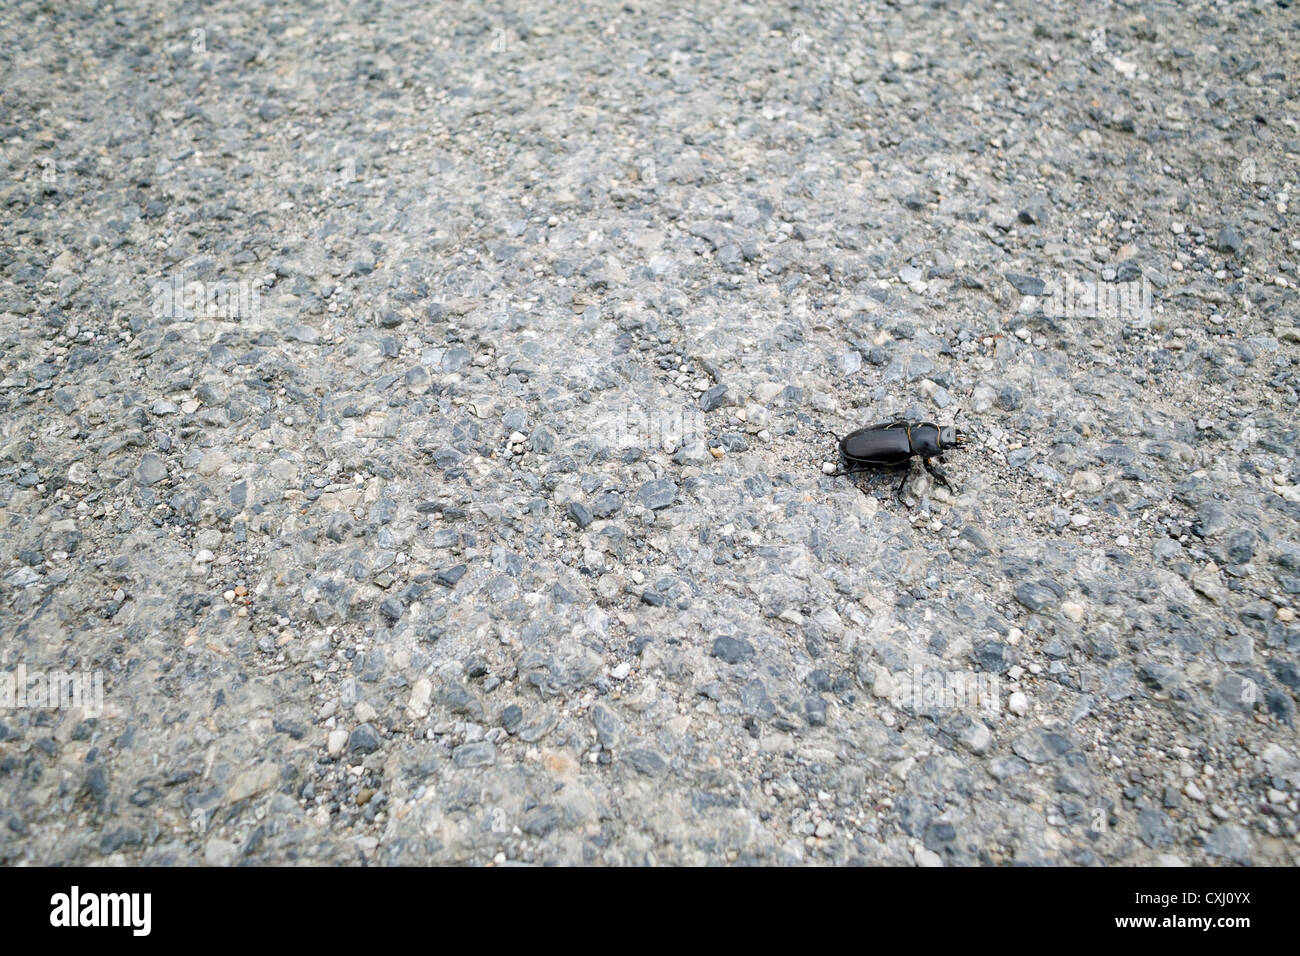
<box><xmin>326</xmin><ymin>729</ymin><xmax>348</xmax><ymax>756</ymax></box>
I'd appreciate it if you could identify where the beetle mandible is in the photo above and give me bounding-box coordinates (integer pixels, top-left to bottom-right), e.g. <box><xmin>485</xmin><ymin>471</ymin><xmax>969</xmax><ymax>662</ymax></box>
<box><xmin>827</xmin><ymin>418</ymin><xmax>967</xmax><ymax>496</ymax></box>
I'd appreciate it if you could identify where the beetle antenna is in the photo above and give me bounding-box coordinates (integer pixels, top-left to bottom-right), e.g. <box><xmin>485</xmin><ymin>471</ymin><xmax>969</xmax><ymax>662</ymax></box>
<box><xmin>819</xmin><ymin>424</ymin><xmax>844</xmax><ymax>470</ymax></box>
<box><xmin>951</xmin><ymin>405</ymin><xmax>972</xmax><ymax>447</ymax></box>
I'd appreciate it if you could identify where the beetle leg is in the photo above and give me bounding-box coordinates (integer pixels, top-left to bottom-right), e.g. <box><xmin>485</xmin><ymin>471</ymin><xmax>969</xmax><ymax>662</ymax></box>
<box><xmin>924</xmin><ymin>458</ymin><xmax>957</xmax><ymax>492</ymax></box>
<box><xmin>894</xmin><ymin>465</ymin><xmax>911</xmax><ymax>499</ymax></box>
<box><xmin>826</xmin><ymin>463</ymin><xmax>874</xmax><ymax>479</ymax></box>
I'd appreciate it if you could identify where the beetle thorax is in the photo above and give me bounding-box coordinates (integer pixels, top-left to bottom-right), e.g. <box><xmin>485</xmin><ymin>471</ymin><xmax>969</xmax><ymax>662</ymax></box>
<box><xmin>910</xmin><ymin>424</ymin><xmax>942</xmax><ymax>458</ymax></box>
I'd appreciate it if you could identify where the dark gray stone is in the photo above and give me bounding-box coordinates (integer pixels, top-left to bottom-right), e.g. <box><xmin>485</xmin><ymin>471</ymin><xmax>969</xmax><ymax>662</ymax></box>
<box><xmin>711</xmin><ymin>635</ymin><xmax>754</xmax><ymax>664</ymax></box>
<box><xmin>348</xmin><ymin>724</ymin><xmax>381</xmax><ymax>755</ymax></box>
<box><xmin>452</xmin><ymin>741</ymin><xmax>497</xmax><ymax>769</ymax></box>
<box><xmin>637</xmin><ymin>479</ymin><xmax>678</xmax><ymax>511</ymax></box>
<box><xmin>699</xmin><ymin>384</ymin><xmax>728</xmax><ymax>412</ymax></box>
<box><xmin>627</xmin><ymin>748</ymin><xmax>668</xmax><ymax>777</ymax></box>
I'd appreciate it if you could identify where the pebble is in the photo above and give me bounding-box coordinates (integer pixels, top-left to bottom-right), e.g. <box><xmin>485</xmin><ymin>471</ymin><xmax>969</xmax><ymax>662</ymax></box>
<box><xmin>959</xmin><ymin>722</ymin><xmax>994</xmax><ymax>755</ymax></box>
<box><xmin>699</xmin><ymin>385</ymin><xmax>729</xmax><ymax>412</ymax></box>
<box><xmin>914</xmin><ymin>847</ymin><xmax>944</xmax><ymax>867</ymax></box>
<box><xmin>348</xmin><ymin>724</ymin><xmax>380</xmax><ymax>755</ymax></box>
<box><xmin>1014</xmin><ymin>582</ymin><xmax>1059</xmax><ymax>612</ymax></box>
<box><xmin>204</xmin><ymin>839</ymin><xmax>239</xmax><ymax>868</ymax></box>
<box><xmin>452</xmin><ymin>742</ymin><xmax>497</xmax><ymax>769</ymax></box>
<box><xmin>711</xmin><ymin>635</ymin><xmax>755</xmax><ymax>664</ymax></box>
<box><xmin>1203</xmin><ymin>824</ymin><xmax>1252</xmax><ymax>864</ymax></box>
<box><xmin>135</xmin><ymin>454</ymin><xmax>167</xmax><ymax>486</ymax></box>
<box><xmin>637</xmin><ymin>479</ymin><xmax>679</xmax><ymax>511</ymax></box>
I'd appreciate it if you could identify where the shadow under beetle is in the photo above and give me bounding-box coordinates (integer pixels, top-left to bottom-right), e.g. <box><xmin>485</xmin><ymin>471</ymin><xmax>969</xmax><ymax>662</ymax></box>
<box><xmin>827</xmin><ymin>418</ymin><xmax>968</xmax><ymax>497</ymax></box>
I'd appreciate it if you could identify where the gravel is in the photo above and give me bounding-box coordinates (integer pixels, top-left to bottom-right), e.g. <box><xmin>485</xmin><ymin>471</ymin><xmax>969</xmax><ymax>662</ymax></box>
<box><xmin>0</xmin><ymin>0</ymin><xmax>1297</xmax><ymax>868</ymax></box>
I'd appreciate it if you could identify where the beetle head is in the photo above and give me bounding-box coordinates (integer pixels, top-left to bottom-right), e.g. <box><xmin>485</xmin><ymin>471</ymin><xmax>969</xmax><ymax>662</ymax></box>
<box><xmin>942</xmin><ymin>406</ymin><xmax>971</xmax><ymax>449</ymax></box>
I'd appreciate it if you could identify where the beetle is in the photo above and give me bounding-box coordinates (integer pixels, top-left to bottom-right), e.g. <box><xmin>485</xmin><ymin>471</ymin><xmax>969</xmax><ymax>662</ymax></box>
<box><xmin>827</xmin><ymin>418</ymin><xmax>967</xmax><ymax>496</ymax></box>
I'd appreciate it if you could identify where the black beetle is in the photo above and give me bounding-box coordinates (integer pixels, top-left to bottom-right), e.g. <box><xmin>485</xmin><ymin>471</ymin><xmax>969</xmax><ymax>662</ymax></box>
<box><xmin>828</xmin><ymin>418</ymin><xmax>967</xmax><ymax>495</ymax></box>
